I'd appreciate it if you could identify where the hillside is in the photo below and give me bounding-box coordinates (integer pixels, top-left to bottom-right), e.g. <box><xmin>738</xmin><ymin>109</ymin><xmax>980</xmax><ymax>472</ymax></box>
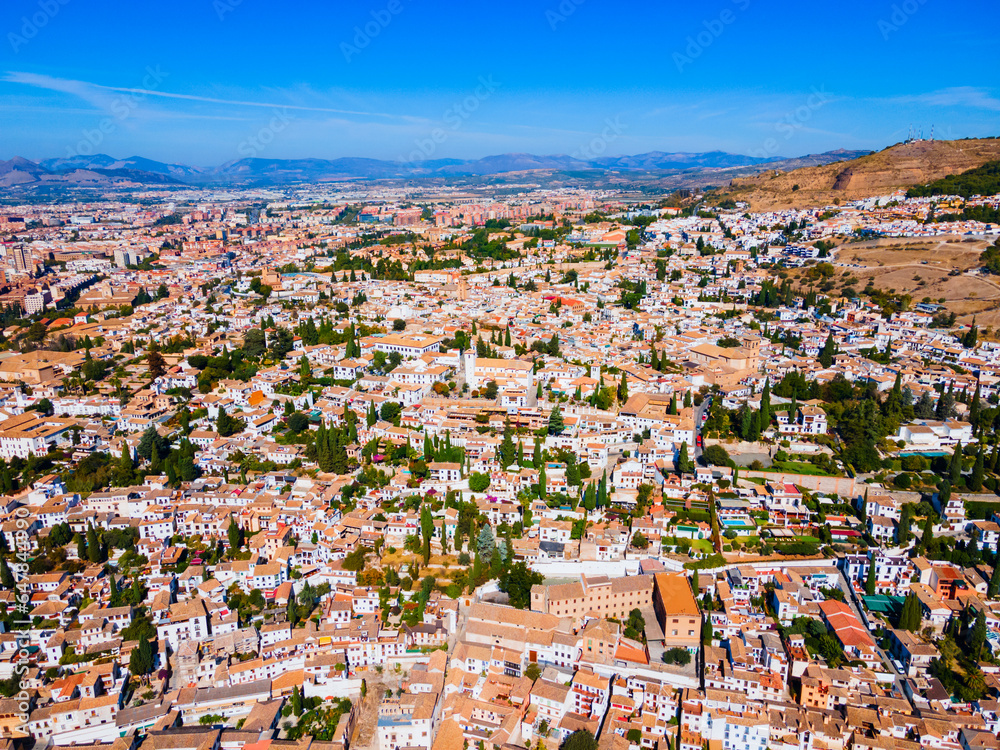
<box><xmin>715</xmin><ymin>138</ymin><xmax>1000</xmax><ymax>210</ymax></box>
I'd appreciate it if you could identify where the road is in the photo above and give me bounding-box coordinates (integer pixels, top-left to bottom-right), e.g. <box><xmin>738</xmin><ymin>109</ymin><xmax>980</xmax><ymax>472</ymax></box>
<box><xmin>694</xmin><ymin>397</ymin><xmax>709</xmax><ymax>463</ymax></box>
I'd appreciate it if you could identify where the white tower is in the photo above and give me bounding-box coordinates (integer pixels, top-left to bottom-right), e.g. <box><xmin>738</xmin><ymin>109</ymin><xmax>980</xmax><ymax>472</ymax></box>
<box><xmin>464</xmin><ymin>350</ymin><xmax>477</xmax><ymax>388</ymax></box>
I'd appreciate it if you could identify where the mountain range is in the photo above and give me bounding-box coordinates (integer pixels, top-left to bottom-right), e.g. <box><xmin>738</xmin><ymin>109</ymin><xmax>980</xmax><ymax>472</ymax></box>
<box><xmin>0</xmin><ymin>149</ymin><xmax>875</xmax><ymax>190</ymax></box>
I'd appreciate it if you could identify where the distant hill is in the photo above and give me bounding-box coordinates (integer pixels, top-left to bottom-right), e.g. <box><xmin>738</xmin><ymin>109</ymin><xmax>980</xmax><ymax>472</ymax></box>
<box><xmin>715</xmin><ymin>138</ymin><xmax>1000</xmax><ymax>210</ymax></box>
<box><xmin>0</xmin><ymin>157</ymin><xmax>188</xmax><ymax>188</ymax></box>
<box><xmin>39</xmin><ymin>154</ymin><xmax>204</xmax><ymax>181</ymax></box>
<box><xmin>0</xmin><ymin>147</ymin><xmax>874</xmax><ymax>190</ymax></box>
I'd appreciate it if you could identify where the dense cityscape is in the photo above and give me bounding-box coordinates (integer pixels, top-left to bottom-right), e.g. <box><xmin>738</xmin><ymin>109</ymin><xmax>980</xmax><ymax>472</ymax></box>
<box><xmin>4</xmin><ymin>0</ymin><xmax>1000</xmax><ymax>748</ymax></box>
<box><xmin>0</xmin><ymin>165</ymin><xmax>997</xmax><ymax>750</ymax></box>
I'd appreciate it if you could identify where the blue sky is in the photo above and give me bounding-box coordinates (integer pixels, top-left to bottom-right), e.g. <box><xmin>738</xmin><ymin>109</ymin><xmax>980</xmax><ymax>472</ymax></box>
<box><xmin>1</xmin><ymin>0</ymin><xmax>998</xmax><ymax>165</ymax></box>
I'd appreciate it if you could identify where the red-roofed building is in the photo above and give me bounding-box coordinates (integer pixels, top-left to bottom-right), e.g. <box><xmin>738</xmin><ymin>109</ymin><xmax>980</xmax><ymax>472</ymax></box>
<box><xmin>819</xmin><ymin>599</ymin><xmax>876</xmax><ymax>664</ymax></box>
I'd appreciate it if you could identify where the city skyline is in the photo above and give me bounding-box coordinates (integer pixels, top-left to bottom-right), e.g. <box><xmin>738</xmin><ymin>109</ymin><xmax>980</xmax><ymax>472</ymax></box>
<box><xmin>1</xmin><ymin>0</ymin><xmax>998</xmax><ymax>164</ymax></box>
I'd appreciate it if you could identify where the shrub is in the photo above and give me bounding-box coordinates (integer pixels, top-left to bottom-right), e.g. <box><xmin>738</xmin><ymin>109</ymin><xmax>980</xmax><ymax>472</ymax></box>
<box><xmin>662</xmin><ymin>647</ymin><xmax>692</xmax><ymax>665</ymax></box>
<box><xmin>704</xmin><ymin>444</ymin><xmax>730</xmax><ymax>466</ymax></box>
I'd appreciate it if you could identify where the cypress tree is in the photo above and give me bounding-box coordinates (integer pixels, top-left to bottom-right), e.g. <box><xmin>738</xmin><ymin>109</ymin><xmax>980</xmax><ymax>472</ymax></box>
<box><xmin>86</xmin><ymin>523</ymin><xmax>103</xmax><ymax>563</ymax></box>
<box><xmin>548</xmin><ymin>405</ymin><xmax>564</xmax><ymax>436</ymax></box>
<box><xmin>989</xmin><ymin>564</ymin><xmax>1000</xmax><ymax>599</ymax></box>
<box><xmin>583</xmin><ymin>483</ymin><xmax>596</xmax><ymax>512</ymax></box>
<box><xmin>970</xmin><ymin>446</ymin><xmax>985</xmax><ymax>492</ymax></box>
<box><xmin>759</xmin><ymin>379</ymin><xmax>771</xmax><ymax>423</ymax></box>
<box><xmin>865</xmin><ymin>558</ymin><xmax>877</xmax><ymax>596</ymax></box>
<box><xmin>899</xmin><ymin>593</ymin><xmax>920</xmax><ymax>631</ymax></box>
<box><xmin>971</xmin><ymin>384</ymin><xmax>982</xmax><ymax>433</ymax></box>
<box><xmin>109</xmin><ymin>572</ymin><xmax>121</xmax><ymax>606</ymax></box>
<box><xmin>950</xmin><ymin>441</ymin><xmax>964</xmax><ymax>483</ymax></box>
<box><xmin>818</xmin><ymin>334</ymin><xmax>835</xmax><ymax>368</ymax></box>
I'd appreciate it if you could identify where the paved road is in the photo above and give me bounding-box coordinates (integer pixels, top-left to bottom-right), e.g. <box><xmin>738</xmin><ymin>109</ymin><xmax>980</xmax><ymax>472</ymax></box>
<box><xmin>694</xmin><ymin>397</ymin><xmax>710</xmax><ymax>463</ymax></box>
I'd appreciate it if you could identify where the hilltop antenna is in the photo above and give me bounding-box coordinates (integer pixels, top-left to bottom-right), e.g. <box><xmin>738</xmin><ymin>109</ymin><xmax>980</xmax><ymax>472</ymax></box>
<box><xmin>930</xmin><ymin>125</ymin><xmax>935</xmax><ymax>141</ymax></box>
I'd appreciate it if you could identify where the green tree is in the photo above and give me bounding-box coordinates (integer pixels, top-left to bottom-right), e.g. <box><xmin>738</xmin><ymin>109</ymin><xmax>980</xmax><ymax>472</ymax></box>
<box><xmin>561</xmin><ymin>730</ymin><xmax>598</xmax><ymax>750</ymax></box>
<box><xmin>989</xmin><ymin>564</ymin><xmax>1000</xmax><ymax>599</ymax></box>
<box><xmin>420</xmin><ymin>504</ymin><xmax>434</xmax><ymax>565</ymax></box>
<box><xmin>759</xmin><ymin>378</ymin><xmax>771</xmax><ymax>422</ymax></box>
<box><xmin>129</xmin><ymin>638</ymin><xmax>155</xmax><ymax>680</ymax></box>
<box><xmin>618</xmin><ymin>372</ymin><xmax>629</xmax><ymax>403</ymax></box>
<box><xmin>898</xmin><ymin>503</ymin><xmax>913</xmax><ymax>545</ymax></box>
<box><xmin>146</xmin><ymin>341</ymin><xmax>167</xmax><ymax>380</ymax></box>
<box><xmin>818</xmin><ymin>334</ymin><xmax>835</xmax><ymax>368</ymax></box>
<box><xmin>287</xmin><ymin>412</ymin><xmax>309</xmax><ymax>433</ymax></box>
<box><xmin>86</xmin><ymin>523</ymin><xmax>104</xmax><ymax>563</ymax></box>
<box><xmin>227</xmin><ymin>518</ymin><xmax>242</xmax><ymax>552</ymax></box>
<box><xmin>899</xmin><ymin>593</ymin><xmax>921</xmax><ymax>631</ymax></box>
<box><xmin>865</xmin><ymin>559</ymin><xmax>877</xmax><ymax>596</ymax></box>
<box><xmin>703</xmin><ymin>444</ymin><xmax>730</xmax><ymax>466</ymax></box>
<box><xmin>0</xmin><ymin>558</ymin><xmax>14</xmax><ymax>590</ymax></box>
<box><xmin>677</xmin><ymin>443</ymin><xmax>690</xmax><ymax>475</ymax></box>
<box><xmin>477</xmin><ymin>525</ymin><xmax>495</xmax><ymax>566</ymax></box>
<box><xmin>970</xmin><ymin>446</ymin><xmax>985</xmax><ymax>492</ymax></box>
<box><xmin>950</xmin><ymin>441</ymin><xmax>964</xmax><ymax>483</ymax></box>
<box><xmin>971</xmin><ymin>610</ymin><xmax>988</xmax><ymax>660</ymax></box>
<box><xmin>500</xmin><ymin>561</ymin><xmax>544</xmax><ymax>609</ymax></box>
<box><xmin>469</xmin><ymin>472</ymin><xmax>490</xmax><ymax>493</ymax></box>
<box><xmin>243</xmin><ymin>328</ymin><xmax>266</xmax><ymax>359</ymax></box>
<box><xmin>109</xmin><ymin>572</ymin><xmax>122</xmax><ymax>607</ymax></box>
<box><xmin>500</xmin><ymin>418</ymin><xmax>516</xmax><ymax>468</ymax></box>
<box><xmin>548</xmin><ymin>404</ymin><xmax>564</xmax><ymax>436</ymax></box>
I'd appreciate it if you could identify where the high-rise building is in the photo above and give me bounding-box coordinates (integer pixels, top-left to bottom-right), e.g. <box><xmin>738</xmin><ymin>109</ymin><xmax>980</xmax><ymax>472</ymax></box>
<box><xmin>9</xmin><ymin>244</ymin><xmax>31</xmax><ymax>274</ymax></box>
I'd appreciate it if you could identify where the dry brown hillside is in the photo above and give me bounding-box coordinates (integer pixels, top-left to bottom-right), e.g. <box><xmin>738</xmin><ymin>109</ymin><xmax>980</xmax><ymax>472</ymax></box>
<box><xmin>716</xmin><ymin>138</ymin><xmax>1000</xmax><ymax>210</ymax></box>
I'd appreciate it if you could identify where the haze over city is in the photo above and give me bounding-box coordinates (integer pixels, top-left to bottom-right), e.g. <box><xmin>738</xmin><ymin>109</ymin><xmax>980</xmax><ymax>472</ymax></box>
<box><xmin>1</xmin><ymin>0</ymin><xmax>999</xmax><ymax>163</ymax></box>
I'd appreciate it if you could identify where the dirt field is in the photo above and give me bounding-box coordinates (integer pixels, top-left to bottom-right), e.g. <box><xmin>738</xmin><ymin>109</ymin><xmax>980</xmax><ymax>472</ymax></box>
<box><xmin>790</xmin><ymin>236</ymin><xmax>1000</xmax><ymax>326</ymax></box>
<box><xmin>833</xmin><ymin>236</ymin><xmax>986</xmax><ymax>269</ymax></box>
